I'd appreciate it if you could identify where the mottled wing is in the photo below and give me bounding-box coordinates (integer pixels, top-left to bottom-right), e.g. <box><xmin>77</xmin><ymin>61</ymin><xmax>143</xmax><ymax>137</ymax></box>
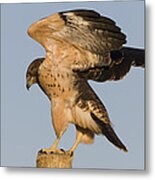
<box><xmin>54</xmin><ymin>9</ymin><xmax>126</xmax><ymax>68</ymax></box>
<box><xmin>75</xmin><ymin>47</ymin><xmax>145</xmax><ymax>82</ymax></box>
<box><xmin>59</xmin><ymin>9</ymin><xmax>126</xmax><ymax>55</ymax></box>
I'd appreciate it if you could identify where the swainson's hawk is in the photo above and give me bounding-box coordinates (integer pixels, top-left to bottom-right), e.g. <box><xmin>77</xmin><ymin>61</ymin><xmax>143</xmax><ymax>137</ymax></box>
<box><xmin>26</xmin><ymin>9</ymin><xmax>144</xmax><ymax>154</ymax></box>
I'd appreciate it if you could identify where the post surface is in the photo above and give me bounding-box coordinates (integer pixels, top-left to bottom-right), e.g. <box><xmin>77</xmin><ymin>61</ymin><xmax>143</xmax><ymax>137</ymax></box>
<box><xmin>36</xmin><ymin>151</ymin><xmax>74</xmax><ymax>168</ymax></box>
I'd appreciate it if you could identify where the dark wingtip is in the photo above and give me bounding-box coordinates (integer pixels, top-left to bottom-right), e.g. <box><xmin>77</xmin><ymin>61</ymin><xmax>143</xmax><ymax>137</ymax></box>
<box><xmin>121</xmin><ymin>47</ymin><xmax>145</xmax><ymax>68</ymax></box>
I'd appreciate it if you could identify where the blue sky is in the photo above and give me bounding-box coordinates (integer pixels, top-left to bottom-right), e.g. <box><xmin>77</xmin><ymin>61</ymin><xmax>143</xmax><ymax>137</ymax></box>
<box><xmin>1</xmin><ymin>1</ymin><xmax>144</xmax><ymax>169</ymax></box>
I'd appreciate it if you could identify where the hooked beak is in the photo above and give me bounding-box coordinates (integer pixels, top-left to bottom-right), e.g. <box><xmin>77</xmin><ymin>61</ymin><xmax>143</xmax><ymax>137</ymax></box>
<box><xmin>26</xmin><ymin>83</ymin><xmax>30</xmax><ymax>91</ymax></box>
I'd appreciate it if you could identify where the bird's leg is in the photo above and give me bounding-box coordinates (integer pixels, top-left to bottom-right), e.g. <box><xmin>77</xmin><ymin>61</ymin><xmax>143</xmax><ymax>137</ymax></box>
<box><xmin>40</xmin><ymin>128</ymin><xmax>66</xmax><ymax>154</ymax></box>
<box><xmin>40</xmin><ymin>137</ymin><xmax>63</xmax><ymax>154</ymax></box>
<box><xmin>67</xmin><ymin>131</ymin><xmax>83</xmax><ymax>155</ymax></box>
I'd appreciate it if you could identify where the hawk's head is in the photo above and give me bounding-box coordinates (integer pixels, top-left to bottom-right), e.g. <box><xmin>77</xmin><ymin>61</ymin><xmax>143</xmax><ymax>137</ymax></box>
<box><xmin>26</xmin><ymin>58</ymin><xmax>44</xmax><ymax>90</ymax></box>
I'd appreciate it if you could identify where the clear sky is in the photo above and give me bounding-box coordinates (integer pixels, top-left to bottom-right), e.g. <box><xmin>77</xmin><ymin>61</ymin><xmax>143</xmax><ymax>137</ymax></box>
<box><xmin>1</xmin><ymin>1</ymin><xmax>144</xmax><ymax>169</ymax></box>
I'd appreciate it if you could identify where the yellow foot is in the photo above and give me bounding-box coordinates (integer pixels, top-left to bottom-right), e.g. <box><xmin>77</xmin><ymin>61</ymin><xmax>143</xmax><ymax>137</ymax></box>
<box><xmin>38</xmin><ymin>148</ymin><xmax>65</xmax><ymax>154</ymax></box>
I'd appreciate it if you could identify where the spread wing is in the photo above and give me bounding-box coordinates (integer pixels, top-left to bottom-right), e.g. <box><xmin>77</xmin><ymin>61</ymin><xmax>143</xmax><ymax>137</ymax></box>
<box><xmin>57</xmin><ymin>10</ymin><xmax>144</xmax><ymax>81</ymax></box>
<box><xmin>28</xmin><ymin>9</ymin><xmax>126</xmax><ymax>67</ymax></box>
<box><xmin>58</xmin><ymin>10</ymin><xmax>126</xmax><ymax>67</ymax></box>
<box><xmin>59</xmin><ymin>9</ymin><xmax>126</xmax><ymax>54</ymax></box>
<box><xmin>75</xmin><ymin>47</ymin><xmax>145</xmax><ymax>82</ymax></box>
<box><xmin>28</xmin><ymin>9</ymin><xmax>144</xmax><ymax>82</ymax></box>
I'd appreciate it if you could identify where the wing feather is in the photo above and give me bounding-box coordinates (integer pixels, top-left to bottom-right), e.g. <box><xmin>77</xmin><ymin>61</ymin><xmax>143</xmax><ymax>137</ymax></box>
<box><xmin>75</xmin><ymin>47</ymin><xmax>145</xmax><ymax>82</ymax></box>
<box><xmin>28</xmin><ymin>10</ymin><xmax>144</xmax><ymax>83</ymax></box>
<box><xmin>58</xmin><ymin>9</ymin><xmax>126</xmax><ymax>55</ymax></box>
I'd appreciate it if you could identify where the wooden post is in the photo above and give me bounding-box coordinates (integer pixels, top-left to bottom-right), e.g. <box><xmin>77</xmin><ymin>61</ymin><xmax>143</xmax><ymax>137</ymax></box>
<box><xmin>36</xmin><ymin>150</ymin><xmax>74</xmax><ymax>168</ymax></box>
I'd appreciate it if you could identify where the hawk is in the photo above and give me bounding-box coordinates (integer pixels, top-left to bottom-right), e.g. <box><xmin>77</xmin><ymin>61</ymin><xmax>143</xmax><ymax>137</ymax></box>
<box><xmin>26</xmin><ymin>9</ymin><xmax>144</xmax><ymax>155</ymax></box>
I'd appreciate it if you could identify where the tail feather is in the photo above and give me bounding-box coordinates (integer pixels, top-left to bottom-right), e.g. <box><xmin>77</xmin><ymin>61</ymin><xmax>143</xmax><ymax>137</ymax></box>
<box><xmin>90</xmin><ymin>112</ymin><xmax>128</xmax><ymax>152</ymax></box>
<box><xmin>102</xmin><ymin>123</ymin><xmax>128</xmax><ymax>152</ymax></box>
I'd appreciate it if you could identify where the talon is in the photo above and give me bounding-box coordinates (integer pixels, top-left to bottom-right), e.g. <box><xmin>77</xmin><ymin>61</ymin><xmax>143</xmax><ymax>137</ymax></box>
<box><xmin>38</xmin><ymin>149</ymin><xmax>47</xmax><ymax>154</ymax></box>
<box><xmin>38</xmin><ymin>149</ymin><xmax>43</xmax><ymax>154</ymax></box>
<box><xmin>38</xmin><ymin>147</ymin><xmax>65</xmax><ymax>154</ymax></box>
<box><xmin>70</xmin><ymin>151</ymin><xmax>74</xmax><ymax>157</ymax></box>
<box><xmin>42</xmin><ymin>151</ymin><xmax>47</xmax><ymax>154</ymax></box>
<box><xmin>60</xmin><ymin>148</ymin><xmax>65</xmax><ymax>152</ymax></box>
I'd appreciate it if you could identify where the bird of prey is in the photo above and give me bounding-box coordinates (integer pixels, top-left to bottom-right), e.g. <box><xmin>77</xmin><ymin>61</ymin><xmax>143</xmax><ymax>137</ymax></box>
<box><xmin>26</xmin><ymin>9</ymin><xmax>144</xmax><ymax>155</ymax></box>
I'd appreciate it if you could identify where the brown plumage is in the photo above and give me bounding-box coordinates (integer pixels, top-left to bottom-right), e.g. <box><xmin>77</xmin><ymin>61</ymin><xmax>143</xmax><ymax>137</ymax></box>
<box><xmin>26</xmin><ymin>9</ymin><xmax>144</xmax><ymax>154</ymax></box>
